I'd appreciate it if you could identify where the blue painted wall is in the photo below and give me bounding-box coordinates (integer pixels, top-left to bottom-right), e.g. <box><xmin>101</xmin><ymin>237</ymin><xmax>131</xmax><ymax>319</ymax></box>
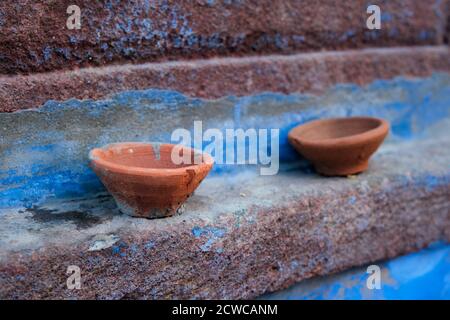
<box><xmin>262</xmin><ymin>242</ymin><xmax>450</xmax><ymax>300</ymax></box>
<box><xmin>1</xmin><ymin>74</ymin><xmax>450</xmax><ymax>209</ymax></box>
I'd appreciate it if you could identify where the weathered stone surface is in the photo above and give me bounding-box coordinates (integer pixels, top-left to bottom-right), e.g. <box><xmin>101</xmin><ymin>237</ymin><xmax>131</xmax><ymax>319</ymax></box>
<box><xmin>0</xmin><ymin>0</ymin><xmax>447</xmax><ymax>75</ymax></box>
<box><xmin>1</xmin><ymin>73</ymin><xmax>450</xmax><ymax>299</ymax></box>
<box><xmin>2</xmin><ymin>74</ymin><xmax>449</xmax><ymax>208</ymax></box>
<box><xmin>260</xmin><ymin>243</ymin><xmax>450</xmax><ymax>299</ymax></box>
<box><xmin>1</xmin><ymin>46</ymin><xmax>449</xmax><ymax>112</ymax></box>
<box><xmin>1</xmin><ymin>0</ymin><xmax>448</xmax><ymax>300</ymax></box>
<box><xmin>446</xmin><ymin>2</ymin><xmax>450</xmax><ymax>44</ymax></box>
<box><xmin>1</xmin><ymin>134</ymin><xmax>449</xmax><ymax>299</ymax></box>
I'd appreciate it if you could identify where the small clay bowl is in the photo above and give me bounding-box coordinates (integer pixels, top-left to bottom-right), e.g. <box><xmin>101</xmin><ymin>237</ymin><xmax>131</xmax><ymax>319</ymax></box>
<box><xmin>89</xmin><ymin>142</ymin><xmax>214</xmax><ymax>218</ymax></box>
<box><xmin>288</xmin><ymin>117</ymin><xmax>389</xmax><ymax>176</ymax></box>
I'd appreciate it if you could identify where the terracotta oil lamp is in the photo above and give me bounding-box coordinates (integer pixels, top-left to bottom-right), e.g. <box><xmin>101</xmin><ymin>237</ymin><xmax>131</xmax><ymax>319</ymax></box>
<box><xmin>89</xmin><ymin>142</ymin><xmax>213</xmax><ymax>218</ymax></box>
<box><xmin>288</xmin><ymin>117</ymin><xmax>389</xmax><ymax>176</ymax></box>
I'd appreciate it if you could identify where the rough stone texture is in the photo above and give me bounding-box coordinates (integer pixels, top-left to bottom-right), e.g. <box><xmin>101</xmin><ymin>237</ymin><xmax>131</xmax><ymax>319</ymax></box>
<box><xmin>1</xmin><ymin>0</ymin><xmax>449</xmax><ymax>300</ymax></box>
<box><xmin>2</xmin><ymin>74</ymin><xmax>449</xmax><ymax>208</ymax></box>
<box><xmin>1</xmin><ymin>134</ymin><xmax>449</xmax><ymax>299</ymax></box>
<box><xmin>446</xmin><ymin>0</ymin><xmax>450</xmax><ymax>44</ymax></box>
<box><xmin>260</xmin><ymin>243</ymin><xmax>450</xmax><ymax>299</ymax></box>
<box><xmin>1</xmin><ymin>46</ymin><xmax>450</xmax><ymax>112</ymax></box>
<box><xmin>1</xmin><ymin>72</ymin><xmax>450</xmax><ymax>299</ymax></box>
<box><xmin>446</xmin><ymin>2</ymin><xmax>450</xmax><ymax>44</ymax></box>
<box><xmin>0</xmin><ymin>0</ymin><xmax>447</xmax><ymax>75</ymax></box>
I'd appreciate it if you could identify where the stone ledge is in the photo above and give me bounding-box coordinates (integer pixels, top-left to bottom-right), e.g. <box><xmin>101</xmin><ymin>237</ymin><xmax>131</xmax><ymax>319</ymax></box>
<box><xmin>1</xmin><ymin>46</ymin><xmax>449</xmax><ymax>112</ymax></box>
<box><xmin>0</xmin><ymin>0</ymin><xmax>447</xmax><ymax>74</ymax></box>
<box><xmin>2</xmin><ymin>74</ymin><xmax>449</xmax><ymax>208</ymax></box>
<box><xmin>1</xmin><ymin>133</ymin><xmax>449</xmax><ymax>299</ymax></box>
<box><xmin>260</xmin><ymin>242</ymin><xmax>450</xmax><ymax>299</ymax></box>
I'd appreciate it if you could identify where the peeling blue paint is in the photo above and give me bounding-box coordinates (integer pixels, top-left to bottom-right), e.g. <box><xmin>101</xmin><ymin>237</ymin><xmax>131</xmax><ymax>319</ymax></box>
<box><xmin>192</xmin><ymin>226</ymin><xmax>226</xmax><ymax>252</ymax></box>
<box><xmin>418</xmin><ymin>29</ymin><xmax>435</xmax><ymax>40</ymax></box>
<box><xmin>111</xmin><ymin>241</ymin><xmax>129</xmax><ymax>257</ymax></box>
<box><xmin>1</xmin><ymin>74</ymin><xmax>450</xmax><ymax>209</ymax></box>
<box><xmin>291</xmin><ymin>35</ymin><xmax>305</xmax><ymax>43</ymax></box>
<box><xmin>262</xmin><ymin>242</ymin><xmax>450</xmax><ymax>300</ymax></box>
<box><xmin>192</xmin><ymin>226</ymin><xmax>226</xmax><ymax>238</ymax></box>
<box><xmin>381</xmin><ymin>12</ymin><xmax>393</xmax><ymax>23</ymax></box>
<box><xmin>42</xmin><ymin>46</ymin><xmax>53</xmax><ymax>62</ymax></box>
<box><xmin>348</xmin><ymin>196</ymin><xmax>357</xmax><ymax>205</ymax></box>
<box><xmin>145</xmin><ymin>240</ymin><xmax>156</xmax><ymax>249</ymax></box>
<box><xmin>15</xmin><ymin>275</ymin><xmax>26</xmax><ymax>281</ymax></box>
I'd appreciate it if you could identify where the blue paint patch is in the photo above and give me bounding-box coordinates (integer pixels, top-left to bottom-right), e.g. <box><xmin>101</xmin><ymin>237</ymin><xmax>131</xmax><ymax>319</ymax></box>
<box><xmin>291</xmin><ymin>35</ymin><xmax>305</xmax><ymax>43</ymax></box>
<box><xmin>348</xmin><ymin>196</ymin><xmax>357</xmax><ymax>205</ymax></box>
<box><xmin>1</xmin><ymin>74</ymin><xmax>450</xmax><ymax>209</ymax></box>
<box><xmin>192</xmin><ymin>226</ymin><xmax>226</xmax><ymax>252</ymax></box>
<box><xmin>129</xmin><ymin>244</ymin><xmax>138</xmax><ymax>253</ymax></box>
<box><xmin>418</xmin><ymin>30</ymin><xmax>435</xmax><ymax>41</ymax></box>
<box><xmin>0</xmin><ymin>170</ymin><xmax>103</xmax><ymax>208</ymax></box>
<box><xmin>42</xmin><ymin>46</ymin><xmax>53</xmax><ymax>62</ymax></box>
<box><xmin>192</xmin><ymin>225</ymin><xmax>226</xmax><ymax>238</ymax></box>
<box><xmin>262</xmin><ymin>242</ymin><xmax>450</xmax><ymax>300</ymax></box>
<box><xmin>339</xmin><ymin>30</ymin><xmax>356</xmax><ymax>41</ymax></box>
<box><xmin>388</xmin><ymin>27</ymin><xmax>399</xmax><ymax>37</ymax></box>
<box><xmin>144</xmin><ymin>240</ymin><xmax>155</xmax><ymax>249</ymax></box>
<box><xmin>15</xmin><ymin>275</ymin><xmax>25</xmax><ymax>281</ymax></box>
<box><xmin>381</xmin><ymin>12</ymin><xmax>393</xmax><ymax>22</ymax></box>
<box><xmin>55</xmin><ymin>48</ymin><xmax>71</xmax><ymax>60</ymax></box>
<box><xmin>111</xmin><ymin>246</ymin><xmax>121</xmax><ymax>255</ymax></box>
<box><xmin>111</xmin><ymin>241</ymin><xmax>129</xmax><ymax>257</ymax></box>
<box><xmin>421</xmin><ymin>175</ymin><xmax>450</xmax><ymax>192</ymax></box>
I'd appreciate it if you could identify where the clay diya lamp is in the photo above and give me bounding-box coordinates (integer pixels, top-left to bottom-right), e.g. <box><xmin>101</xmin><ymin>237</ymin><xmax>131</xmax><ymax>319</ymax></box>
<box><xmin>288</xmin><ymin>117</ymin><xmax>389</xmax><ymax>176</ymax></box>
<box><xmin>89</xmin><ymin>142</ymin><xmax>214</xmax><ymax>218</ymax></box>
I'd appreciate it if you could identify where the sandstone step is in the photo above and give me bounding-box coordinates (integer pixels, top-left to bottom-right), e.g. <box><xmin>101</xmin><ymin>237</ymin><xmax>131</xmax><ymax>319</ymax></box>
<box><xmin>1</xmin><ymin>73</ymin><xmax>449</xmax><ymax>299</ymax></box>
<box><xmin>1</xmin><ymin>46</ymin><xmax>449</xmax><ymax>112</ymax></box>
<box><xmin>0</xmin><ymin>125</ymin><xmax>449</xmax><ymax>299</ymax></box>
